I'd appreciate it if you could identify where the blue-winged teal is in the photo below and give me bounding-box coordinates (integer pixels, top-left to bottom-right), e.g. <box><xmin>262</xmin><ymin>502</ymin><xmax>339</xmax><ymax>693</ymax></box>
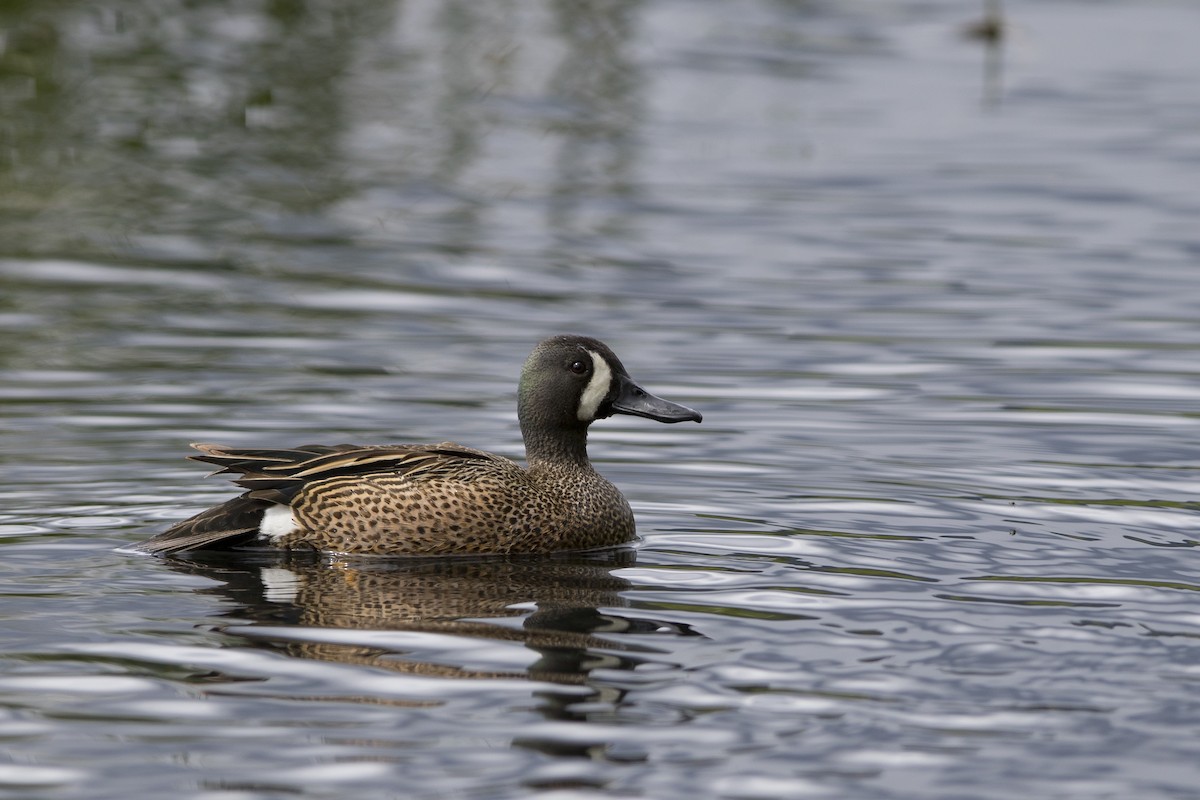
<box><xmin>136</xmin><ymin>335</ymin><xmax>702</xmax><ymax>556</ymax></box>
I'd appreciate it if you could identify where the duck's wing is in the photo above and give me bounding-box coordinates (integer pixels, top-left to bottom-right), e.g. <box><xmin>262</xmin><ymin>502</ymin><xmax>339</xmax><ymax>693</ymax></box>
<box><xmin>189</xmin><ymin>442</ymin><xmax>501</xmax><ymax>502</ymax></box>
<box><xmin>134</xmin><ymin>494</ymin><xmax>268</xmax><ymax>555</ymax></box>
<box><xmin>135</xmin><ymin>442</ymin><xmax>501</xmax><ymax>555</ymax></box>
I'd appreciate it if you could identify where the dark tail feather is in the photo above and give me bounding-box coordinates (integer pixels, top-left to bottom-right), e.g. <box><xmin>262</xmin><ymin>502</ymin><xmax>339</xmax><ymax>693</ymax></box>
<box><xmin>136</xmin><ymin>495</ymin><xmax>270</xmax><ymax>555</ymax></box>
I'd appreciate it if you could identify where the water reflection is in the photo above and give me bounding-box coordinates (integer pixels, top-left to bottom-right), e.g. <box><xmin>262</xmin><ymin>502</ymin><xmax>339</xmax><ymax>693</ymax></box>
<box><xmin>963</xmin><ymin>0</ymin><xmax>1006</xmax><ymax>108</ymax></box>
<box><xmin>0</xmin><ymin>0</ymin><xmax>649</xmax><ymax>260</ymax></box>
<box><xmin>0</xmin><ymin>1</ymin><xmax>398</xmax><ymax>255</ymax></box>
<box><xmin>543</xmin><ymin>0</ymin><xmax>643</xmax><ymax>246</ymax></box>
<box><xmin>162</xmin><ymin>548</ymin><xmax>698</xmax><ymax>687</ymax></box>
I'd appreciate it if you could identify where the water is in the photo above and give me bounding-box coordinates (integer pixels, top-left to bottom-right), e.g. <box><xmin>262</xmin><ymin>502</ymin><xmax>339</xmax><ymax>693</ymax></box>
<box><xmin>3</xmin><ymin>0</ymin><xmax>1200</xmax><ymax>797</ymax></box>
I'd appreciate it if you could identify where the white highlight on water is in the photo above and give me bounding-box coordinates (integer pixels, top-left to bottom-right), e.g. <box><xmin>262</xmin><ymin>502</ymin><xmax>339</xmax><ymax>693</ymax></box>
<box><xmin>259</xmin><ymin>567</ymin><xmax>300</xmax><ymax>604</ymax></box>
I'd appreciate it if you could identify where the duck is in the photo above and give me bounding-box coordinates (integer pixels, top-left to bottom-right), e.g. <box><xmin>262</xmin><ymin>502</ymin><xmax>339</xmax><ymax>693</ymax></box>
<box><xmin>963</xmin><ymin>0</ymin><xmax>1005</xmax><ymax>43</ymax></box>
<box><xmin>135</xmin><ymin>334</ymin><xmax>702</xmax><ymax>556</ymax></box>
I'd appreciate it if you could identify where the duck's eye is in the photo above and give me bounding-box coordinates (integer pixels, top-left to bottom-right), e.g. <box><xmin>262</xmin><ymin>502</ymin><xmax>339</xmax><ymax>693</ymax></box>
<box><xmin>569</xmin><ymin>359</ymin><xmax>589</xmax><ymax>375</ymax></box>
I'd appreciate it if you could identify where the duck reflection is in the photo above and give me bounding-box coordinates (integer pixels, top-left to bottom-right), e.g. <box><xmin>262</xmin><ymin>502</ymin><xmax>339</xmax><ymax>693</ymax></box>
<box><xmin>165</xmin><ymin>548</ymin><xmax>698</xmax><ymax>686</ymax></box>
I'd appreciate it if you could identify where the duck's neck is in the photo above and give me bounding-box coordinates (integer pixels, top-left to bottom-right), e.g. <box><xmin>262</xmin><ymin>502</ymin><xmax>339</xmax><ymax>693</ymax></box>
<box><xmin>522</xmin><ymin>423</ymin><xmax>594</xmax><ymax>470</ymax></box>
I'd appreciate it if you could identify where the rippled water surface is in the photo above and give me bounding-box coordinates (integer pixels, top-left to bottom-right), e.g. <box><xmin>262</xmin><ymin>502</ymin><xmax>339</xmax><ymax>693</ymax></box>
<box><xmin>3</xmin><ymin>1</ymin><xmax>1200</xmax><ymax>798</ymax></box>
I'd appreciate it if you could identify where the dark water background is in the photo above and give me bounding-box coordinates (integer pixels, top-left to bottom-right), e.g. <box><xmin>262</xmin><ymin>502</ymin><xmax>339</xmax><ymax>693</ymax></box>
<box><xmin>2</xmin><ymin>1</ymin><xmax>1200</xmax><ymax>798</ymax></box>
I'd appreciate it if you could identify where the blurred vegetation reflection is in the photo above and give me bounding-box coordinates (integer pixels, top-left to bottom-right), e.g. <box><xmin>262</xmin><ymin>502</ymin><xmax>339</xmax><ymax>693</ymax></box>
<box><xmin>0</xmin><ymin>0</ymin><xmax>645</xmax><ymax>260</ymax></box>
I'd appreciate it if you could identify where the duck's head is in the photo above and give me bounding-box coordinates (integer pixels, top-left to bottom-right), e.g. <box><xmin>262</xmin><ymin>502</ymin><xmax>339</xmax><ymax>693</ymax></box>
<box><xmin>518</xmin><ymin>335</ymin><xmax>702</xmax><ymax>437</ymax></box>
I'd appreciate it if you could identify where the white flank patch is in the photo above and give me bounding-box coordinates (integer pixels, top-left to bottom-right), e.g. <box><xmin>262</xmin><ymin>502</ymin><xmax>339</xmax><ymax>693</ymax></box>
<box><xmin>260</xmin><ymin>567</ymin><xmax>300</xmax><ymax>604</ymax></box>
<box><xmin>577</xmin><ymin>349</ymin><xmax>613</xmax><ymax>421</ymax></box>
<box><xmin>259</xmin><ymin>504</ymin><xmax>298</xmax><ymax>541</ymax></box>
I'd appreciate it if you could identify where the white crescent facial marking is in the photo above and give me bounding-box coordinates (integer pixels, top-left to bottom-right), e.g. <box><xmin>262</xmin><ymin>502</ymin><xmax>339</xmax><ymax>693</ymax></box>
<box><xmin>260</xmin><ymin>505</ymin><xmax>298</xmax><ymax>541</ymax></box>
<box><xmin>577</xmin><ymin>349</ymin><xmax>613</xmax><ymax>422</ymax></box>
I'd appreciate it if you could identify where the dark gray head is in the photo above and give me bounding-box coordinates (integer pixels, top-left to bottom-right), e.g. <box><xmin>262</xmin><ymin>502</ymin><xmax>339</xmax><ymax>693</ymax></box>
<box><xmin>518</xmin><ymin>335</ymin><xmax>701</xmax><ymax>459</ymax></box>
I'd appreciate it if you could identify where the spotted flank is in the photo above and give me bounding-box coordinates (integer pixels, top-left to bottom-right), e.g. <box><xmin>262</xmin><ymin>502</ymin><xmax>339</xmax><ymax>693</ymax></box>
<box><xmin>136</xmin><ymin>334</ymin><xmax>702</xmax><ymax>557</ymax></box>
